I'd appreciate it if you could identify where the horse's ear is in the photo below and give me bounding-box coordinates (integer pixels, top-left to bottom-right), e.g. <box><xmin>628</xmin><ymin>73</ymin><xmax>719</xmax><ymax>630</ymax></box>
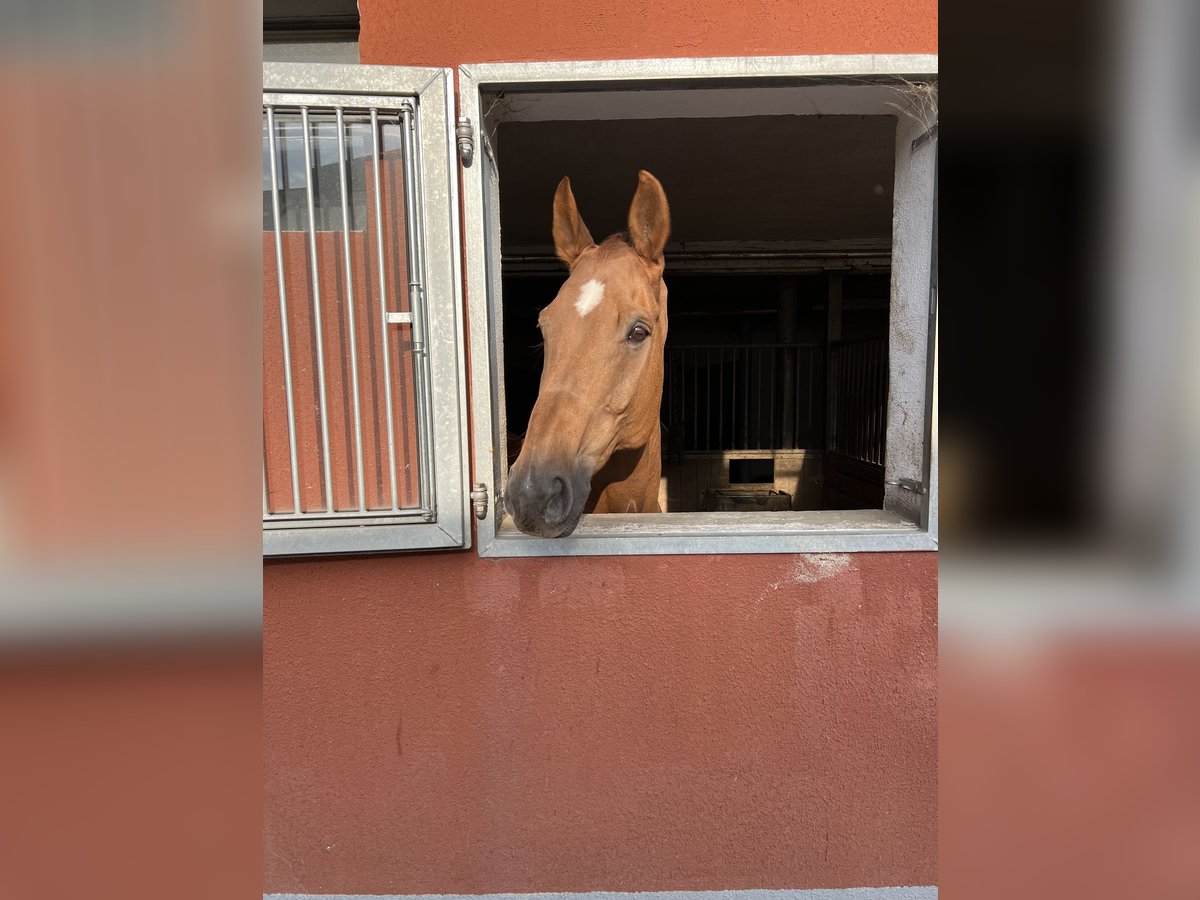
<box><xmin>552</xmin><ymin>176</ymin><xmax>595</xmax><ymax>268</ymax></box>
<box><xmin>627</xmin><ymin>170</ymin><xmax>670</xmax><ymax>265</ymax></box>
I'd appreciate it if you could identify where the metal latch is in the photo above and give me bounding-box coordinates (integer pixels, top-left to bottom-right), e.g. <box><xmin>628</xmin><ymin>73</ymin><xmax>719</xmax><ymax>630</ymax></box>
<box><xmin>456</xmin><ymin>117</ymin><xmax>475</xmax><ymax>166</ymax></box>
<box><xmin>885</xmin><ymin>477</ymin><xmax>926</xmax><ymax>495</ymax></box>
<box><xmin>470</xmin><ymin>482</ymin><xmax>489</xmax><ymax>519</ymax></box>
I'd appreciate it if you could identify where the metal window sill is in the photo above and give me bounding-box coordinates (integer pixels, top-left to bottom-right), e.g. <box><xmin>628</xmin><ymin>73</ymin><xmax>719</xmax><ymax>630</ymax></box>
<box><xmin>263</xmin><ymin>520</ymin><xmax>463</xmax><ymax>556</ymax></box>
<box><xmin>484</xmin><ymin>509</ymin><xmax>934</xmax><ymax>557</ymax></box>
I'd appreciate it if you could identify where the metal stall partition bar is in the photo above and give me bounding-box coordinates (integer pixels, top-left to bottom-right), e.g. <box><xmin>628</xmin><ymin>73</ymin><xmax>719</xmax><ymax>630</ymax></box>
<box><xmin>665</xmin><ymin>343</ymin><xmax>825</xmax><ymax>452</ymax></box>
<box><xmin>261</xmin><ymin>95</ymin><xmax>436</xmax><ymax>527</ymax></box>
<box><xmin>828</xmin><ymin>337</ymin><xmax>888</xmax><ymax>466</ymax></box>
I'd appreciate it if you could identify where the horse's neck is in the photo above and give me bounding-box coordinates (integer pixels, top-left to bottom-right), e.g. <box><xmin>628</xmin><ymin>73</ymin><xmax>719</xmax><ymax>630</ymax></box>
<box><xmin>586</xmin><ymin>427</ymin><xmax>662</xmax><ymax>514</ymax></box>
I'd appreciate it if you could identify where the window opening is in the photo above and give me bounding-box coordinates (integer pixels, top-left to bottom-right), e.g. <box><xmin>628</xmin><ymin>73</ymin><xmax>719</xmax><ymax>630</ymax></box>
<box><xmin>497</xmin><ymin>113</ymin><xmax>895</xmax><ymax>516</ymax></box>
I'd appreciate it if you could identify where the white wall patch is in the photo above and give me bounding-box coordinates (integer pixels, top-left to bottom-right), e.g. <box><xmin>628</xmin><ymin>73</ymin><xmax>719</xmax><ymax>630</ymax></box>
<box><xmin>574</xmin><ymin>279</ymin><xmax>605</xmax><ymax>317</ymax></box>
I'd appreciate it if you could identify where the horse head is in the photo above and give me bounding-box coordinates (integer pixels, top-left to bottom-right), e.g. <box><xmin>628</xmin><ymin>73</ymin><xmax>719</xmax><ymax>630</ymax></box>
<box><xmin>506</xmin><ymin>170</ymin><xmax>670</xmax><ymax>537</ymax></box>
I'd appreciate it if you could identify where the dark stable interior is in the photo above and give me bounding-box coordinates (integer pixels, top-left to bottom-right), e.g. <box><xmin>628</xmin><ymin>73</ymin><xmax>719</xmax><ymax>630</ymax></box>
<box><xmin>495</xmin><ymin>114</ymin><xmax>895</xmax><ymax>512</ymax></box>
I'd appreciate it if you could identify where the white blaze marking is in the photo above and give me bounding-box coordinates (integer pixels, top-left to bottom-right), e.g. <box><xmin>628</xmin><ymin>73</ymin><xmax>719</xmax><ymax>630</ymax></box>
<box><xmin>574</xmin><ymin>278</ymin><xmax>605</xmax><ymax>317</ymax></box>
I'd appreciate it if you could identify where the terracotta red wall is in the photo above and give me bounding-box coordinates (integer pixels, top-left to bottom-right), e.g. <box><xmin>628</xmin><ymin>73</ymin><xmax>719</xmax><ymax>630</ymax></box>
<box><xmin>264</xmin><ymin>1</ymin><xmax>937</xmax><ymax>894</ymax></box>
<box><xmin>265</xmin><ymin>552</ymin><xmax>936</xmax><ymax>892</ymax></box>
<box><xmin>359</xmin><ymin>0</ymin><xmax>937</xmax><ymax>65</ymax></box>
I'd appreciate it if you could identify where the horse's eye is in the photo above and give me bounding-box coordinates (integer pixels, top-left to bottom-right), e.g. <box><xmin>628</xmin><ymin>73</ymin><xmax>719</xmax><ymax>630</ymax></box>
<box><xmin>627</xmin><ymin>323</ymin><xmax>651</xmax><ymax>344</ymax></box>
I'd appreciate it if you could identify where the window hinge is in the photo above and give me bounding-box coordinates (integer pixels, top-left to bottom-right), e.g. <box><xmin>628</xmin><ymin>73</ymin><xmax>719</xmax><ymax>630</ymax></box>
<box><xmin>911</xmin><ymin>122</ymin><xmax>938</xmax><ymax>152</ymax></box>
<box><xmin>885</xmin><ymin>477</ymin><xmax>926</xmax><ymax>495</ymax></box>
<box><xmin>456</xmin><ymin>116</ymin><xmax>475</xmax><ymax>166</ymax></box>
<box><xmin>470</xmin><ymin>482</ymin><xmax>489</xmax><ymax>519</ymax></box>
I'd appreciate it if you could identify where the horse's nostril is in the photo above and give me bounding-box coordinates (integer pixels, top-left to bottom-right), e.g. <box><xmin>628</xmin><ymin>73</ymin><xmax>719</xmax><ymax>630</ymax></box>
<box><xmin>542</xmin><ymin>476</ymin><xmax>571</xmax><ymax>526</ymax></box>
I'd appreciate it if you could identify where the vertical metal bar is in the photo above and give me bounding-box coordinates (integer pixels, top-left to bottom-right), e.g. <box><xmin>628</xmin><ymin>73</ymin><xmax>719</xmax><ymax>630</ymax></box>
<box><xmin>733</xmin><ymin>349</ymin><xmax>739</xmax><ymax>450</ymax></box>
<box><xmin>841</xmin><ymin>347</ymin><xmax>847</xmax><ymax>454</ymax></box>
<box><xmin>825</xmin><ymin>273</ymin><xmax>842</xmax><ymax>456</ymax></box>
<box><xmin>828</xmin><ymin>348</ymin><xmax>834</xmax><ymax>452</ymax></box>
<box><xmin>788</xmin><ymin>347</ymin><xmax>797</xmax><ymax>449</ymax></box>
<box><xmin>868</xmin><ymin>342</ymin><xmax>873</xmax><ymax>463</ymax></box>
<box><xmin>873</xmin><ymin>340</ymin><xmax>883</xmax><ymax>460</ymax></box>
<box><xmin>869</xmin><ymin>342</ymin><xmax>875</xmax><ymax>463</ymax></box>
<box><xmin>830</xmin><ymin>348</ymin><xmax>840</xmax><ymax>453</ymax></box>
<box><xmin>853</xmin><ymin>343</ymin><xmax>860</xmax><ymax>459</ymax></box>
<box><xmin>879</xmin><ymin>341</ymin><xmax>886</xmax><ymax>463</ymax></box>
<box><xmin>870</xmin><ymin>341</ymin><xmax>878</xmax><ymax>463</ymax></box>
<box><xmin>748</xmin><ymin>348</ymin><xmax>755</xmax><ymax>450</ymax></box>
<box><xmin>767</xmin><ymin>347</ymin><xmax>775</xmax><ymax>449</ymax></box>
<box><xmin>788</xmin><ymin>347</ymin><xmax>796</xmax><ymax>448</ymax></box>
<box><xmin>861</xmin><ymin>344</ymin><xmax>867</xmax><ymax>461</ymax></box>
<box><xmin>795</xmin><ymin>346</ymin><xmax>802</xmax><ymax>447</ymax></box>
<box><xmin>266</xmin><ymin>107</ymin><xmax>303</xmax><ymax>514</ymax></box>
<box><xmin>858</xmin><ymin>344</ymin><xmax>866</xmax><ymax>460</ymax></box>
<box><xmin>742</xmin><ymin>347</ymin><xmax>749</xmax><ymax>450</ymax></box>
<box><xmin>745</xmin><ymin>348</ymin><xmax>752</xmax><ymax>450</ymax></box>
<box><xmin>667</xmin><ymin>349</ymin><xmax>673</xmax><ymax>443</ymax></box>
<box><xmin>807</xmin><ymin>348</ymin><xmax>814</xmax><ymax>429</ymax></box>
<box><xmin>843</xmin><ymin>346</ymin><xmax>849</xmax><ymax>455</ymax></box>
<box><xmin>400</xmin><ymin>106</ymin><xmax>435</xmax><ymax>514</ymax></box>
<box><xmin>830</xmin><ymin>348</ymin><xmax>836</xmax><ymax>452</ymax></box>
<box><xmin>844</xmin><ymin>348</ymin><xmax>854</xmax><ymax>458</ymax></box>
<box><xmin>864</xmin><ymin>342</ymin><xmax>871</xmax><ymax>463</ymax></box>
<box><xmin>763</xmin><ymin>350</ymin><xmax>772</xmax><ymax>453</ymax></box>
<box><xmin>262</xmin><ymin>459</ymin><xmax>270</xmax><ymax>517</ymax></box>
<box><xmin>850</xmin><ymin>343</ymin><xmax>858</xmax><ymax>459</ymax></box>
<box><xmin>748</xmin><ymin>348</ymin><xmax>753</xmax><ymax>450</ymax></box>
<box><xmin>691</xmin><ymin>348</ymin><xmax>698</xmax><ymax>452</ymax></box>
<box><xmin>370</xmin><ymin>108</ymin><xmax>400</xmax><ymax>510</ymax></box>
<box><xmin>861</xmin><ymin>344</ymin><xmax>869</xmax><ymax>461</ymax></box>
<box><xmin>847</xmin><ymin>344</ymin><xmax>853</xmax><ymax>458</ymax></box>
<box><xmin>830</xmin><ymin>346</ymin><xmax>839</xmax><ymax>453</ymax></box>
<box><xmin>726</xmin><ymin>349</ymin><xmax>733</xmax><ymax>450</ymax></box>
<box><xmin>403</xmin><ymin>108</ymin><xmax>428</xmax><ymax>351</ymax></box>
<box><xmin>336</xmin><ymin>109</ymin><xmax>367</xmax><ymax>511</ymax></box>
<box><xmin>705</xmin><ymin>348</ymin><xmax>711</xmax><ymax>451</ymax></box>
<box><xmin>755</xmin><ymin>349</ymin><xmax>763</xmax><ymax>449</ymax></box>
<box><xmin>413</xmin><ymin>107</ymin><xmax>439</xmax><ymax>514</ymax></box>
<box><xmin>878</xmin><ymin>340</ymin><xmax>884</xmax><ymax>463</ymax></box>
<box><xmin>851</xmin><ymin>345</ymin><xmax>857</xmax><ymax>456</ymax></box>
<box><xmin>844</xmin><ymin>346</ymin><xmax>850</xmax><ymax>454</ymax></box>
<box><xmin>880</xmin><ymin>340</ymin><xmax>886</xmax><ymax>464</ymax></box>
<box><xmin>847</xmin><ymin>343</ymin><xmax>854</xmax><ymax>458</ymax></box>
<box><xmin>301</xmin><ymin>107</ymin><xmax>335</xmax><ymax>512</ymax></box>
<box><xmin>278</xmin><ymin>112</ymin><xmax>291</xmax><ymax>229</ymax></box>
<box><xmin>876</xmin><ymin>340</ymin><xmax>885</xmax><ymax>464</ymax></box>
<box><xmin>718</xmin><ymin>348</ymin><xmax>724</xmax><ymax>450</ymax></box>
<box><xmin>762</xmin><ymin>348</ymin><xmax>768</xmax><ymax>449</ymax></box>
<box><xmin>878</xmin><ymin>341</ymin><xmax>884</xmax><ymax>463</ymax></box>
<box><xmin>862</xmin><ymin>342</ymin><xmax>868</xmax><ymax>463</ymax></box>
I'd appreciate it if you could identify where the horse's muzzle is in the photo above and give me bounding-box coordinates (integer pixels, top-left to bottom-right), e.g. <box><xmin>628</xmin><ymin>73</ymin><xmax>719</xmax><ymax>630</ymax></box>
<box><xmin>505</xmin><ymin>461</ymin><xmax>591</xmax><ymax>538</ymax></box>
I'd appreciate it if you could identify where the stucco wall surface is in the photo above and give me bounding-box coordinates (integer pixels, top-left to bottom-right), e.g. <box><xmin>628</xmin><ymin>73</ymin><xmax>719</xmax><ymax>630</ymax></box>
<box><xmin>264</xmin><ymin>551</ymin><xmax>937</xmax><ymax>893</ymax></box>
<box><xmin>359</xmin><ymin>0</ymin><xmax>937</xmax><ymax>66</ymax></box>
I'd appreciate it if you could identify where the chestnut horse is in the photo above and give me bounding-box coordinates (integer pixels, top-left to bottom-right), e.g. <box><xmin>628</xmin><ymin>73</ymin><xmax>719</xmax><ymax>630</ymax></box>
<box><xmin>506</xmin><ymin>170</ymin><xmax>670</xmax><ymax>537</ymax></box>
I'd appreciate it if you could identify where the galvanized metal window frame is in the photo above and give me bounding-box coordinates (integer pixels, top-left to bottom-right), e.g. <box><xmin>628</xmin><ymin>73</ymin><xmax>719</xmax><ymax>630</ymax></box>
<box><xmin>262</xmin><ymin>63</ymin><xmax>470</xmax><ymax>556</ymax></box>
<box><xmin>460</xmin><ymin>55</ymin><xmax>938</xmax><ymax>557</ymax></box>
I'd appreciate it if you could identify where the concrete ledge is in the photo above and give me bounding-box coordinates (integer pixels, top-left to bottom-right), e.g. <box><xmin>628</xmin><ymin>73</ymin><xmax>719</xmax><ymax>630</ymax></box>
<box><xmin>266</xmin><ymin>889</ymin><xmax>937</xmax><ymax>900</ymax></box>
